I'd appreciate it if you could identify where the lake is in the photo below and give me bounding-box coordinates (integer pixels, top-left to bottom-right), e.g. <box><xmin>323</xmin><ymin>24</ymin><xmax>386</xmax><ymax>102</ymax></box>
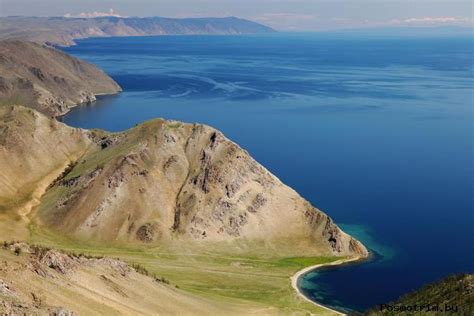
<box><xmin>62</xmin><ymin>33</ymin><xmax>473</xmax><ymax>313</ymax></box>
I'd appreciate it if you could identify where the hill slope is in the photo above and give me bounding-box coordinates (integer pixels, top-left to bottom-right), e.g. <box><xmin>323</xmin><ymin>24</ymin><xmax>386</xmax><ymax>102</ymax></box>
<box><xmin>0</xmin><ymin>105</ymin><xmax>92</xmax><ymax>240</ymax></box>
<box><xmin>1</xmin><ymin>105</ymin><xmax>367</xmax><ymax>258</ymax></box>
<box><xmin>0</xmin><ymin>16</ymin><xmax>275</xmax><ymax>46</ymax></box>
<box><xmin>0</xmin><ymin>242</ymin><xmax>266</xmax><ymax>315</ymax></box>
<box><xmin>0</xmin><ymin>40</ymin><xmax>121</xmax><ymax>116</ymax></box>
<box><xmin>370</xmin><ymin>274</ymin><xmax>473</xmax><ymax>315</ymax></box>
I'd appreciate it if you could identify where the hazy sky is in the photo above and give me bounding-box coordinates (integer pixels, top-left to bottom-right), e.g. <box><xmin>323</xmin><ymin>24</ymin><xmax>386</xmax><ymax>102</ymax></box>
<box><xmin>0</xmin><ymin>0</ymin><xmax>472</xmax><ymax>31</ymax></box>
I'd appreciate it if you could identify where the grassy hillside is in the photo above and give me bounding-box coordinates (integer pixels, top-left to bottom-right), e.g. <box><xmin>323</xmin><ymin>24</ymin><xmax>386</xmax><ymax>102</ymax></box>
<box><xmin>27</xmin><ymin>108</ymin><xmax>366</xmax><ymax>258</ymax></box>
<box><xmin>0</xmin><ymin>106</ymin><xmax>92</xmax><ymax>241</ymax></box>
<box><xmin>24</xmin><ymin>227</ymin><xmax>344</xmax><ymax>315</ymax></box>
<box><xmin>0</xmin><ymin>242</ymin><xmax>276</xmax><ymax>315</ymax></box>
<box><xmin>0</xmin><ymin>105</ymin><xmax>368</xmax><ymax>314</ymax></box>
<box><xmin>368</xmin><ymin>274</ymin><xmax>473</xmax><ymax>315</ymax></box>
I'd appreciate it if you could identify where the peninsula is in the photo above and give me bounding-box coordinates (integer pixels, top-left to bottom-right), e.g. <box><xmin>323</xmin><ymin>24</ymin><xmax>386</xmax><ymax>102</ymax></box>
<box><xmin>0</xmin><ymin>40</ymin><xmax>121</xmax><ymax>116</ymax></box>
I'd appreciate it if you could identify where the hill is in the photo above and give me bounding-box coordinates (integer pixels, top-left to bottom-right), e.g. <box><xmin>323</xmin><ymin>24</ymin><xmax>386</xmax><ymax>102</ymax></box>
<box><xmin>369</xmin><ymin>274</ymin><xmax>473</xmax><ymax>315</ymax></box>
<box><xmin>0</xmin><ymin>16</ymin><xmax>275</xmax><ymax>46</ymax></box>
<box><xmin>0</xmin><ymin>105</ymin><xmax>368</xmax><ymax>314</ymax></box>
<box><xmin>0</xmin><ymin>105</ymin><xmax>367</xmax><ymax>258</ymax></box>
<box><xmin>0</xmin><ymin>40</ymin><xmax>121</xmax><ymax>116</ymax></box>
<box><xmin>0</xmin><ymin>242</ymin><xmax>264</xmax><ymax>315</ymax></box>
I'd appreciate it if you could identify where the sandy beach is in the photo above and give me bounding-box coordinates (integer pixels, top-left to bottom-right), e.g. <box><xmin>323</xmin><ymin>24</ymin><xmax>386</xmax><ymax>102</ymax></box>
<box><xmin>290</xmin><ymin>256</ymin><xmax>365</xmax><ymax>315</ymax></box>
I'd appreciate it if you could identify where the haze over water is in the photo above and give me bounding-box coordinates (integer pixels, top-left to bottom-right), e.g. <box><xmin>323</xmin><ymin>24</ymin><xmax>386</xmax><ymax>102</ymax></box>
<box><xmin>63</xmin><ymin>34</ymin><xmax>473</xmax><ymax>312</ymax></box>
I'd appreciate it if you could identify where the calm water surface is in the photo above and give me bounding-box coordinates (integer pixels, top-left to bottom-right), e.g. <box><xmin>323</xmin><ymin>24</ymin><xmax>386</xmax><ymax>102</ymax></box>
<box><xmin>63</xmin><ymin>34</ymin><xmax>474</xmax><ymax>312</ymax></box>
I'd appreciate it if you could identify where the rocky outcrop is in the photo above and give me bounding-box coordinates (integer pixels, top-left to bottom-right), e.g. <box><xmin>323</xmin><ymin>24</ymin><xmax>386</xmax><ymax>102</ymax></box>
<box><xmin>40</xmin><ymin>114</ymin><xmax>367</xmax><ymax>256</ymax></box>
<box><xmin>39</xmin><ymin>250</ymin><xmax>78</xmax><ymax>274</ymax></box>
<box><xmin>0</xmin><ymin>16</ymin><xmax>275</xmax><ymax>47</ymax></box>
<box><xmin>0</xmin><ymin>106</ymin><xmax>367</xmax><ymax>257</ymax></box>
<box><xmin>0</xmin><ymin>242</ymin><xmax>204</xmax><ymax>315</ymax></box>
<box><xmin>0</xmin><ymin>40</ymin><xmax>121</xmax><ymax>116</ymax></box>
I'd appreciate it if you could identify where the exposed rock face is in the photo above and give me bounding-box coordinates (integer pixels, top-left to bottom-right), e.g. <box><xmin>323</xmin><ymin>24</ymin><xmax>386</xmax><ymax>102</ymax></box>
<box><xmin>1</xmin><ymin>106</ymin><xmax>367</xmax><ymax>257</ymax></box>
<box><xmin>0</xmin><ymin>16</ymin><xmax>275</xmax><ymax>47</ymax></box>
<box><xmin>0</xmin><ymin>40</ymin><xmax>121</xmax><ymax>116</ymax></box>
<box><xmin>0</xmin><ymin>279</ymin><xmax>15</xmax><ymax>297</ymax></box>
<box><xmin>39</xmin><ymin>250</ymin><xmax>78</xmax><ymax>274</ymax></box>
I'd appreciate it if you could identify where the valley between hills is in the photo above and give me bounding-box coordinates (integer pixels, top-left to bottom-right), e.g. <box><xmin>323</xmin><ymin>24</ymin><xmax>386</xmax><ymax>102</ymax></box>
<box><xmin>0</xmin><ymin>39</ymin><xmax>368</xmax><ymax>315</ymax></box>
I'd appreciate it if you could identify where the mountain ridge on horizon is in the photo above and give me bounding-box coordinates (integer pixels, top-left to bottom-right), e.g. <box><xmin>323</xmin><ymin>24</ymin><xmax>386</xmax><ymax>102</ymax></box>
<box><xmin>0</xmin><ymin>15</ymin><xmax>275</xmax><ymax>46</ymax></box>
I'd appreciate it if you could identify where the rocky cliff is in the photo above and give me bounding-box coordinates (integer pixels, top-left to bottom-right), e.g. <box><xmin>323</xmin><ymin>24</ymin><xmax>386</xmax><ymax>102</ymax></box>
<box><xmin>0</xmin><ymin>16</ymin><xmax>275</xmax><ymax>46</ymax></box>
<box><xmin>0</xmin><ymin>40</ymin><xmax>121</xmax><ymax>116</ymax></box>
<box><xmin>1</xmin><ymin>105</ymin><xmax>367</xmax><ymax>258</ymax></box>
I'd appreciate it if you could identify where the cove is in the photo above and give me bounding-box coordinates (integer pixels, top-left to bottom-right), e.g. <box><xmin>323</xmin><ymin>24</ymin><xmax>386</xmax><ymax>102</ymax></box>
<box><xmin>62</xmin><ymin>33</ymin><xmax>474</xmax><ymax>312</ymax></box>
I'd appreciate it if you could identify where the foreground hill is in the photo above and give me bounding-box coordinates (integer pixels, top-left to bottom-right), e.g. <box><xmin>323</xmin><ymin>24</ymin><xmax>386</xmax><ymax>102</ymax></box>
<box><xmin>0</xmin><ymin>105</ymin><xmax>367</xmax><ymax>259</ymax></box>
<box><xmin>0</xmin><ymin>16</ymin><xmax>275</xmax><ymax>46</ymax></box>
<box><xmin>369</xmin><ymin>274</ymin><xmax>473</xmax><ymax>315</ymax></box>
<box><xmin>0</xmin><ymin>242</ymin><xmax>264</xmax><ymax>315</ymax></box>
<box><xmin>0</xmin><ymin>40</ymin><xmax>121</xmax><ymax>116</ymax></box>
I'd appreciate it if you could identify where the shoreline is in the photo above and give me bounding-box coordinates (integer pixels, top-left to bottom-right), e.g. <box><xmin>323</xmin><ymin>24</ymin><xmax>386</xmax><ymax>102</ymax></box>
<box><xmin>290</xmin><ymin>256</ymin><xmax>366</xmax><ymax>315</ymax></box>
<box><xmin>55</xmin><ymin>90</ymin><xmax>122</xmax><ymax>119</ymax></box>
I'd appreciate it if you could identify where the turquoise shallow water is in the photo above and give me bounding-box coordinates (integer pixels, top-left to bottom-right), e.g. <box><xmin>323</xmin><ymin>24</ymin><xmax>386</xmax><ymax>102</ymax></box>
<box><xmin>62</xmin><ymin>34</ymin><xmax>474</xmax><ymax>312</ymax></box>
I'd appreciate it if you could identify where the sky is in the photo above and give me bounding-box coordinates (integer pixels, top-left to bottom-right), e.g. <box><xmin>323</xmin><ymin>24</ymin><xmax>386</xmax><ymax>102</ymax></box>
<box><xmin>0</xmin><ymin>0</ymin><xmax>472</xmax><ymax>31</ymax></box>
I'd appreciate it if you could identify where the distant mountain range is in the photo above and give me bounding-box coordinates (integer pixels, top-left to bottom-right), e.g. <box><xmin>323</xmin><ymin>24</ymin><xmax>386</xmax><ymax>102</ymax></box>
<box><xmin>0</xmin><ymin>16</ymin><xmax>275</xmax><ymax>46</ymax></box>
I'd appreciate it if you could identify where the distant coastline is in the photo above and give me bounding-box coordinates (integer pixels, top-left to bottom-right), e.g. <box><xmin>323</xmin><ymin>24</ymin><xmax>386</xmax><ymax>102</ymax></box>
<box><xmin>0</xmin><ymin>16</ymin><xmax>275</xmax><ymax>47</ymax></box>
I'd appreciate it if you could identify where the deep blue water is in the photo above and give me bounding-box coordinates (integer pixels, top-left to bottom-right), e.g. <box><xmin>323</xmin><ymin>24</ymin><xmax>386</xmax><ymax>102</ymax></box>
<box><xmin>62</xmin><ymin>34</ymin><xmax>474</xmax><ymax>313</ymax></box>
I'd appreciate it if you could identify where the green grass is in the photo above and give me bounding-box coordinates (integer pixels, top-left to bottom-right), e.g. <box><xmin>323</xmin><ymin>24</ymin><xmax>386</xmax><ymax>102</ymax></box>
<box><xmin>25</xmin><ymin>223</ymin><xmax>341</xmax><ymax>314</ymax></box>
<box><xmin>368</xmin><ymin>274</ymin><xmax>474</xmax><ymax>315</ymax></box>
<box><xmin>276</xmin><ymin>257</ymin><xmax>338</xmax><ymax>268</ymax></box>
<box><xmin>65</xmin><ymin>138</ymin><xmax>133</xmax><ymax>180</ymax></box>
<box><xmin>64</xmin><ymin>118</ymin><xmax>169</xmax><ymax>180</ymax></box>
<box><xmin>2</xmin><ymin>114</ymin><xmax>342</xmax><ymax>314</ymax></box>
<box><xmin>166</xmin><ymin>122</ymin><xmax>182</xmax><ymax>129</ymax></box>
